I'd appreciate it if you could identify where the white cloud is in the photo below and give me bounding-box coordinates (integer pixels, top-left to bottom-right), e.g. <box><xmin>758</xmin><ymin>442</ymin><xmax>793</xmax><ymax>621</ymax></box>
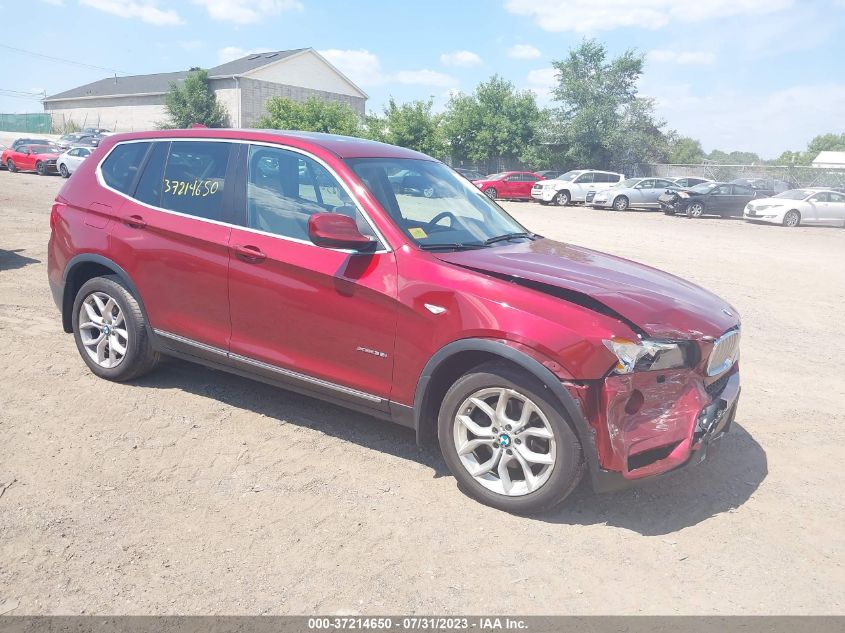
<box><xmin>504</xmin><ymin>0</ymin><xmax>793</xmax><ymax>32</ymax></box>
<box><xmin>440</xmin><ymin>50</ymin><xmax>482</xmax><ymax>67</ymax></box>
<box><xmin>319</xmin><ymin>49</ymin><xmax>459</xmax><ymax>88</ymax></box>
<box><xmin>194</xmin><ymin>0</ymin><xmax>302</xmax><ymax>25</ymax></box>
<box><xmin>508</xmin><ymin>44</ymin><xmax>542</xmax><ymax>60</ymax></box>
<box><xmin>394</xmin><ymin>70</ymin><xmax>459</xmax><ymax>88</ymax></box>
<box><xmin>217</xmin><ymin>46</ymin><xmax>273</xmax><ymax>64</ymax></box>
<box><xmin>526</xmin><ymin>67</ymin><xmax>558</xmax><ymax>102</ymax></box>
<box><xmin>39</xmin><ymin>0</ymin><xmax>64</xmax><ymax>5</ymax></box>
<box><xmin>80</xmin><ymin>0</ymin><xmax>182</xmax><ymax>25</ymax></box>
<box><xmin>648</xmin><ymin>49</ymin><xmax>716</xmax><ymax>65</ymax></box>
<box><xmin>648</xmin><ymin>81</ymin><xmax>845</xmax><ymax>158</ymax></box>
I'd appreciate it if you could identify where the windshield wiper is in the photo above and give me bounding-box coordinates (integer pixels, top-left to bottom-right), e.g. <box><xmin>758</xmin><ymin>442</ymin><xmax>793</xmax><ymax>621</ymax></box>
<box><xmin>419</xmin><ymin>242</ymin><xmax>486</xmax><ymax>251</ymax></box>
<box><xmin>483</xmin><ymin>232</ymin><xmax>536</xmax><ymax>245</ymax></box>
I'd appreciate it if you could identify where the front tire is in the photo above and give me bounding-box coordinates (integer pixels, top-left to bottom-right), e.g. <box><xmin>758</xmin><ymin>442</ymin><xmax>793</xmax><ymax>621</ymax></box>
<box><xmin>687</xmin><ymin>202</ymin><xmax>705</xmax><ymax>218</ymax></box>
<box><xmin>59</xmin><ymin>163</ymin><xmax>70</xmax><ymax>178</ymax></box>
<box><xmin>553</xmin><ymin>190</ymin><xmax>570</xmax><ymax>206</ymax></box>
<box><xmin>613</xmin><ymin>195</ymin><xmax>629</xmax><ymax>211</ymax></box>
<box><xmin>36</xmin><ymin>161</ymin><xmax>46</xmax><ymax>176</ymax></box>
<box><xmin>7</xmin><ymin>159</ymin><xmax>16</xmax><ymax>173</ymax></box>
<box><xmin>783</xmin><ymin>210</ymin><xmax>801</xmax><ymax>227</ymax></box>
<box><xmin>438</xmin><ymin>362</ymin><xmax>584</xmax><ymax>513</ymax></box>
<box><xmin>484</xmin><ymin>187</ymin><xmax>497</xmax><ymax>200</ymax></box>
<box><xmin>71</xmin><ymin>275</ymin><xmax>160</xmax><ymax>382</ymax></box>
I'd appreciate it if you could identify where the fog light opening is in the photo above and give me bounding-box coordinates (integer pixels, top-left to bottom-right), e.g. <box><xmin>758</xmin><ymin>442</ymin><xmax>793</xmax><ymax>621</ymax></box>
<box><xmin>625</xmin><ymin>389</ymin><xmax>644</xmax><ymax>415</ymax></box>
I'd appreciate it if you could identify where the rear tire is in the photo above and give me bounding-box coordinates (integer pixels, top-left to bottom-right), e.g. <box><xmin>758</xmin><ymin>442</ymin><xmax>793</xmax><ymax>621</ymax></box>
<box><xmin>553</xmin><ymin>190</ymin><xmax>570</xmax><ymax>206</ymax></box>
<box><xmin>782</xmin><ymin>210</ymin><xmax>801</xmax><ymax>227</ymax></box>
<box><xmin>438</xmin><ymin>362</ymin><xmax>585</xmax><ymax>514</ymax></box>
<box><xmin>71</xmin><ymin>275</ymin><xmax>160</xmax><ymax>382</ymax></box>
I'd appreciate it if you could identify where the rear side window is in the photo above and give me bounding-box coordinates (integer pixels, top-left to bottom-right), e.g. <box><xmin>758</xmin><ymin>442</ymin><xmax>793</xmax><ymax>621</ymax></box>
<box><xmin>574</xmin><ymin>173</ymin><xmax>594</xmax><ymax>184</ymax></box>
<box><xmin>607</xmin><ymin>173</ymin><xmax>621</xmax><ymax>183</ymax></box>
<box><xmin>101</xmin><ymin>142</ymin><xmax>150</xmax><ymax>194</ymax></box>
<box><xmin>160</xmin><ymin>141</ymin><xmax>234</xmax><ymax>220</ymax></box>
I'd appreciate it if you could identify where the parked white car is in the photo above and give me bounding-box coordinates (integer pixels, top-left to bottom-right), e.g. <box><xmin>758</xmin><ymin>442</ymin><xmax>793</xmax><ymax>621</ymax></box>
<box><xmin>744</xmin><ymin>189</ymin><xmax>845</xmax><ymax>227</ymax></box>
<box><xmin>531</xmin><ymin>169</ymin><xmax>624</xmax><ymax>206</ymax></box>
<box><xmin>57</xmin><ymin>146</ymin><xmax>93</xmax><ymax>178</ymax></box>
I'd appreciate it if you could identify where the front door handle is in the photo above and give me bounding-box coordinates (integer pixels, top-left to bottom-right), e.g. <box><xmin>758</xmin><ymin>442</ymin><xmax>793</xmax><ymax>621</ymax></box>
<box><xmin>124</xmin><ymin>214</ymin><xmax>147</xmax><ymax>229</ymax></box>
<box><xmin>232</xmin><ymin>244</ymin><xmax>267</xmax><ymax>263</ymax></box>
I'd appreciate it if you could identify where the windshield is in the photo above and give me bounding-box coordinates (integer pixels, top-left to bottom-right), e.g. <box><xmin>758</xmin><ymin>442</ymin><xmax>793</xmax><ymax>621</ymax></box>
<box><xmin>483</xmin><ymin>172</ymin><xmax>506</xmax><ymax>180</ymax></box>
<box><xmin>618</xmin><ymin>178</ymin><xmax>640</xmax><ymax>188</ymax></box>
<box><xmin>690</xmin><ymin>183</ymin><xmax>716</xmax><ymax>193</ymax></box>
<box><xmin>347</xmin><ymin>158</ymin><xmax>528</xmax><ymax>248</ymax></box>
<box><xmin>30</xmin><ymin>145</ymin><xmax>55</xmax><ymax>154</ymax></box>
<box><xmin>774</xmin><ymin>189</ymin><xmax>813</xmax><ymax>200</ymax></box>
<box><xmin>556</xmin><ymin>170</ymin><xmax>580</xmax><ymax>181</ymax></box>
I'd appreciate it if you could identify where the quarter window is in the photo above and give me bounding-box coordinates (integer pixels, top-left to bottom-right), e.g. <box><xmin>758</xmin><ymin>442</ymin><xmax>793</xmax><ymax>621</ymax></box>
<box><xmin>134</xmin><ymin>142</ymin><xmax>170</xmax><ymax>208</ymax></box>
<box><xmin>246</xmin><ymin>145</ymin><xmax>371</xmax><ymax>242</ymax></box>
<box><xmin>160</xmin><ymin>141</ymin><xmax>234</xmax><ymax>220</ymax></box>
<box><xmin>574</xmin><ymin>173</ymin><xmax>594</xmax><ymax>184</ymax></box>
<box><xmin>101</xmin><ymin>142</ymin><xmax>150</xmax><ymax>194</ymax></box>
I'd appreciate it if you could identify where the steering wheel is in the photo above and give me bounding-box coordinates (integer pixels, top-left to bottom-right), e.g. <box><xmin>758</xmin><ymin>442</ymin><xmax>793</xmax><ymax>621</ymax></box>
<box><xmin>424</xmin><ymin>211</ymin><xmax>458</xmax><ymax>233</ymax></box>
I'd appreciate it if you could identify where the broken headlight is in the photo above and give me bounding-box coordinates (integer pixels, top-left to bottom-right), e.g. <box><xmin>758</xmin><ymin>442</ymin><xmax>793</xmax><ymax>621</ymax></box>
<box><xmin>602</xmin><ymin>338</ymin><xmax>696</xmax><ymax>374</ymax></box>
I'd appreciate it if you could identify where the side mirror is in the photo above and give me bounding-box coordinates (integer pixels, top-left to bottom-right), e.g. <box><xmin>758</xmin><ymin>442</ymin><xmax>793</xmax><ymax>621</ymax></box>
<box><xmin>308</xmin><ymin>213</ymin><xmax>377</xmax><ymax>251</ymax></box>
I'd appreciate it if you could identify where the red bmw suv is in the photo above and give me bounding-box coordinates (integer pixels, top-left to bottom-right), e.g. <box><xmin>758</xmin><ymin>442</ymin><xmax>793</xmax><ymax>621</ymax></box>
<box><xmin>48</xmin><ymin>129</ymin><xmax>741</xmax><ymax>513</ymax></box>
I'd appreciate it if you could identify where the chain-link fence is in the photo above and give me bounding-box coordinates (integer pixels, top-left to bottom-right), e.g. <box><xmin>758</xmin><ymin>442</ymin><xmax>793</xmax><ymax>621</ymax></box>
<box><xmin>0</xmin><ymin>113</ymin><xmax>52</xmax><ymax>134</ymax></box>
<box><xmin>617</xmin><ymin>162</ymin><xmax>845</xmax><ymax>188</ymax></box>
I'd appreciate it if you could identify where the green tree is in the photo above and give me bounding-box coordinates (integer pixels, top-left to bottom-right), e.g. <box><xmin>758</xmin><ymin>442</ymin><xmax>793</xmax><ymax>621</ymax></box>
<box><xmin>377</xmin><ymin>97</ymin><xmax>446</xmax><ymax>158</ymax></box>
<box><xmin>706</xmin><ymin>149</ymin><xmax>761</xmax><ymax>165</ymax></box>
<box><xmin>443</xmin><ymin>75</ymin><xmax>544</xmax><ymax>165</ymax></box>
<box><xmin>667</xmin><ymin>135</ymin><xmax>705</xmax><ymax>164</ymax></box>
<box><xmin>544</xmin><ymin>39</ymin><xmax>667</xmax><ymax>169</ymax></box>
<box><xmin>802</xmin><ymin>132</ymin><xmax>845</xmax><ymax>163</ymax></box>
<box><xmin>162</xmin><ymin>69</ymin><xmax>229</xmax><ymax>128</ymax></box>
<box><xmin>256</xmin><ymin>97</ymin><xmax>363</xmax><ymax>136</ymax></box>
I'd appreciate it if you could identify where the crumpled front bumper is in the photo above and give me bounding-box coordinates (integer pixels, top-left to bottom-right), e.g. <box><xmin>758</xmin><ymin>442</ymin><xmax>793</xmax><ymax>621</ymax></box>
<box><xmin>587</xmin><ymin>367</ymin><xmax>740</xmax><ymax>493</ymax></box>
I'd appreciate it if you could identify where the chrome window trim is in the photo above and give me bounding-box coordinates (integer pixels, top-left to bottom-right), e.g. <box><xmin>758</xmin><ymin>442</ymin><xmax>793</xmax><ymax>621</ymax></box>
<box><xmin>95</xmin><ymin>136</ymin><xmax>393</xmax><ymax>254</ymax></box>
<box><xmin>154</xmin><ymin>329</ymin><xmax>383</xmax><ymax>404</ymax></box>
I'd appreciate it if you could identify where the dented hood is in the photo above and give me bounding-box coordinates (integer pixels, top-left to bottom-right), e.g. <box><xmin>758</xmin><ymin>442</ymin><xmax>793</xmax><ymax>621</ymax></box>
<box><xmin>435</xmin><ymin>238</ymin><xmax>738</xmax><ymax>339</ymax></box>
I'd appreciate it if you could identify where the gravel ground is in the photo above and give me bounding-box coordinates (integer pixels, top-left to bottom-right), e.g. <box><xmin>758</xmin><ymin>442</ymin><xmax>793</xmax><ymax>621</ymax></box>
<box><xmin>0</xmin><ymin>168</ymin><xmax>843</xmax><ymax>615</ymax></box>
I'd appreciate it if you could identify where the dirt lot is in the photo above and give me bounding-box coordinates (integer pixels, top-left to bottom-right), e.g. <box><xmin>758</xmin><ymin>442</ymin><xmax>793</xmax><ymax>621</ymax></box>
<box><xmin>0</xmin><ymin>167</ymin><xmax>843</xmax><ymax>616</ymax></box>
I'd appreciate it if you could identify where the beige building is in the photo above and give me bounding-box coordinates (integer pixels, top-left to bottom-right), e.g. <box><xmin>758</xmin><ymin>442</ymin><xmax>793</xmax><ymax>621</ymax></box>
<box><xmin>43</xmin><ymin>48</ymin><xmax>367</xmax><ymax>131</ymax></box>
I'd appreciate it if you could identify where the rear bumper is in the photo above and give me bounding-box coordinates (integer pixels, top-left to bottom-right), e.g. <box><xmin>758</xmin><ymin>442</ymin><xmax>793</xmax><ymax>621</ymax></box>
<box><xmin>587</xmin><ymin>368</ymin><xmax>740</xmax><ymax>493</ymax></box>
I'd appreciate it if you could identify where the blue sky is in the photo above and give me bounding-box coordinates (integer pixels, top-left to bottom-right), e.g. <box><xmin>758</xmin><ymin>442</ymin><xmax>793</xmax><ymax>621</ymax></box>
<box><xmin>4</xmin><ymin>0</ymin><xmax>844</xmax><ymax>158</ymax></box>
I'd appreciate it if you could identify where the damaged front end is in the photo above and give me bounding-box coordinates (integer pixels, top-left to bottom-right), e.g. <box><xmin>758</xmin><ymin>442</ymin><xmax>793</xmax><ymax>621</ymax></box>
<box><xmin>568</xmin><ymin>330</ymin><xmax>741</xmax><ymax>492</ymax></box>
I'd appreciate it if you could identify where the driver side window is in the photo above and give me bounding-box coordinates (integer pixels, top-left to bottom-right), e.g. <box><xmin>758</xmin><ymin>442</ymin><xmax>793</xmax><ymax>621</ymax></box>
<box><xmin>247</xmin><ymin>145</ymin><xmax>371</xmax><ymax>242</ymax></box>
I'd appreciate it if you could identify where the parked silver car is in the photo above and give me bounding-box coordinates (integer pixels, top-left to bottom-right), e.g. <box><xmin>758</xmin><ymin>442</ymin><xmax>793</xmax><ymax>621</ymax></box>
<box><xmin>56</xmin><ymin>146</ymin><xmax>93</xmax><ymax>178</ymax></box>
<box><xmin>590</xmin><ymin>177</ymin><xmax>681</xmax><ymax>211</ymax></box>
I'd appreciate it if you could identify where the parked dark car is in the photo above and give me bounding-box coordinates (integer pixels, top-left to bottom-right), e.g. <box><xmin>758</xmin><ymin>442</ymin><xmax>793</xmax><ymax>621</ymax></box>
<box><xmin>454</xmin><ymin>168</ymin><xmax>485</xmax><ymax>181</ymax></box>
<box><xmin>659</xmin><ymin>182</ymin><xmax>758</xmax><ymax>218</ymax></box>
<box><xmin>672</xmin><ymin>177</ymin><xmax>712</xmax><ymax>188</ymax></box>
<box><xmin>11</xmin><ymin>137</ymin><xmax>53</xmax><ymax>150</ymax></box>
<box><xmin>56</xmin><ymin>133</ymin><xmax>96</xmax><ymax>149</ymax></box>
<box><xmin>47</xmin><ymin>128</ymin><xmax>741</xmax><ymax>513</ymax></box>
<box><xmin>82</xmin><ymin>127</ymin><xmax>110</xmax><ymax>135</ymax></box>
<box><xmin>535</xmin><ymin>170</ymin><xmax>563</xmax><ymax>180</ymax></box>
<box><xmin>730</xmin><ymin>178</ymin><xmax>793</xmax><ymax>198</ymax></box>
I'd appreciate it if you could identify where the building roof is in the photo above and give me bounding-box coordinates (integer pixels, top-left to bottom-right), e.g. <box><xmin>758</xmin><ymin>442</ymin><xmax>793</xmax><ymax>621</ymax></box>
<box><xmin>44</xmin><ymin>48</ymin><xmax>312</xmax><ymax>101</ymax></box>
<box><xmin>811</xmin><ymin>151</ymin><xmax>845</xmax><ymax>167</ymax></box>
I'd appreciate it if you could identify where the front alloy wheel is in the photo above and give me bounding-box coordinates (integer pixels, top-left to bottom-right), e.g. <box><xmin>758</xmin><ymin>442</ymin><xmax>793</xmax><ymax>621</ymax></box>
<box><xmin>60</xmin><ymin>163</ymin><xmax>70</xmax><ymax>178</ymax></box>
<box><xmin>783</xmin><ymin>210</ymin><xmax>801</xmax><ymax>227</ymax></box>
<box><xmin>687</xmin><ymin>202</ymin><xmax>705</xmax><ymax>218</ymax></box>
<box><xmin>485</xmin><ymin>187</ymin><xmax>497</xmax><ymax>200</ymax></box>
<box><xmin>438</xmin><ymin>363</ymin><xmax>584</xmax><ymax>513</ymax></box>
<box><xmin>613</xmin><ymin>195</ymin><xmax>629</xmax><ymax>211</ymax></box>
<box><xmin>36</xmin><ymin>161</ymin><xmax>46</xmax><ymax>176</ymax></box>
<box><xmin>554</xmin><ymin>190</ymin><xmax>570</xmax><ymax>206</ymax></box>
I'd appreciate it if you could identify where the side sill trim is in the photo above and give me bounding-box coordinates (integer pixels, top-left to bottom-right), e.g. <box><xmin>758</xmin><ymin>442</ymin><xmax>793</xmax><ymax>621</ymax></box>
<box><xmin>153</xmin><ymin>329</ymin><xmax>383</xmax><ymax>404</ymax></box>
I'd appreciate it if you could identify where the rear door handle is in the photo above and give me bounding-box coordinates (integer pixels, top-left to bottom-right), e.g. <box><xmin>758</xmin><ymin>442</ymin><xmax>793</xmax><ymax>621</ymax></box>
<box><xmin>123</xmin><ymin>214</ymin><xmax>147</xmax><ymax>229</ymax></box>
<box><xmin>232</xmin><ymin>244</ymin><xmax>267</xmax><ymax>263</ymax></box>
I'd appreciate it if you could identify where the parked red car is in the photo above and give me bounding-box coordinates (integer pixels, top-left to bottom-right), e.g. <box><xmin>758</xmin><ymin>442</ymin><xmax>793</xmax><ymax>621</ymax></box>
<box><xmin>48</xmin><ymin>129</ymin><xmax>741</xmax><ymax>512</ymax></box>
<box><xmin>2</xmin><ymin>144</ymin><xmax>60</xmax><ymax>175</ymax></box>
<box><xmin>471</xmin><ymin>171</ymin><xmax>542</xmax><ymax>200</ymax></box>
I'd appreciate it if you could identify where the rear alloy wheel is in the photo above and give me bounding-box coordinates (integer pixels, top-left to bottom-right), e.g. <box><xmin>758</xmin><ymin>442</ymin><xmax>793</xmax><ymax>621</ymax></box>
<box><xmin>782</xmin><ymin>210</ymin><xmax>801</xmax><ymax>227</ymax></box>
<box><xmin>553</xmin><ymin>190</ymin><xmax>570</xmax><ymax>206</ymax></box>
<box><xmin>485</xmin><ymin>187</ymin><xmax>498</xmax><ymax>200</ymax></box>
<box><xmin>7</xmin><ymin>159</ymin><xmax>16</xmax><ymax>173</ymax></box>
<box><xmin>36</xmin><ymin>161</ymin><xmax>46</xmax><ymax>176</ymax></box>
<box><xmin>687</xmin><ymin>202</ymin><xmax>705</xmax><ymax>218</ymax></box>
<box><xmin>438</xmin><ymin>362</ymin><xmax>584</xmax><ymax>513</ymax></box>
<box><xmin>59</xmin><ymin>163</ymin><xmax>70</xmax><ymax>178</ymax></box>
<box><xmin>613</xmin><ymin>195</ymin><xmax>629</xmax><ymax>211</ymax></box>
<box><xmin>72</xmin><ymin>275</ymin><xmax>159</xmax><ymax>382</ymax></box>
<box><xmin>423</xmin><ymin>186</ymin><xmax>435</xmax><ymax>198</ymax></box>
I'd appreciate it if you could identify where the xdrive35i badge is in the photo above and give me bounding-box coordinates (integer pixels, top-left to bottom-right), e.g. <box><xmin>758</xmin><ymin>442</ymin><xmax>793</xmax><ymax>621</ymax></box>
<box><xmin>356</xmin><ymin>346</ymin><xmax>388</xmax><ymax>359</ymax></box>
